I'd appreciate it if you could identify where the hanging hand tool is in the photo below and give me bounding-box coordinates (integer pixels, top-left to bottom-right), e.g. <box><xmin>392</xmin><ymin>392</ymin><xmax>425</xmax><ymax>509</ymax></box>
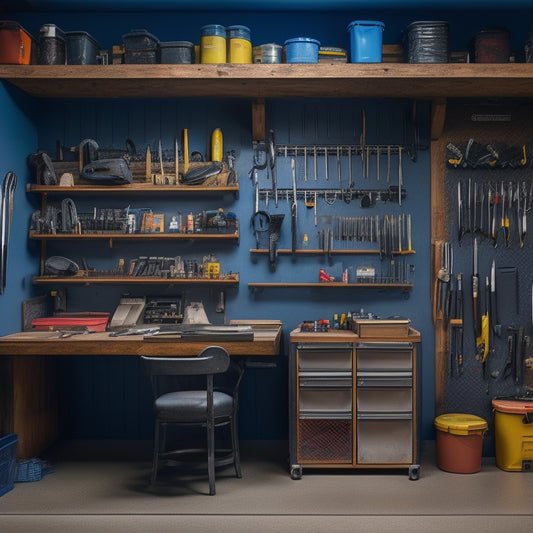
<box><xmin>398</xmin><ymin>146</ymin><xmax>403</xmax><ymax>206</ymax></box>
<box><xmin>291</xmin><ymin>157</ymin><xmax>298</xmax><ymax>254</ymax></box>
<box><xmin>347</xmin><ymin>146</ymin><xmax>353</xmax><ymax>188</ymax></box>
<box><xmin>407</xmin><ymin>214</ymin><xmax>412</xmax><ymax>252</ymax></box>
<box><xmin>476</xmin><ymin>276</ymin><xmax>490</xmax><ymax>383</ymax></box>
<box><xmin>324</xmin><ymin>146</ymin><xmax>329</xmax><ymax>180</ymax></box>
<box><xmin>336</xmin><ymin>146</ymin><xmax>341</xmax><ymax>182</ymax></box>
<box><xmin>501</xmin><ymin>181</ymin><xmax>510</xmax><ymax>247</ymax></box>
<box><xmin>451</xmin><ymin>273</ymin><xmax>464</xmax><ymax>375</ymax></box>
<box><xmin>386</xmin><ymin>145</ymin><xmax>391</xmax><ymax>183</ymax></box>
<box><xmin>183</xmin><ymin>129</ymin><xmax>189</xmax><ymax>174</ymax></box>
<box><xmin>490</xmin><ymin>260</ymin><xmax>501</xmax><ymax>337</ymax></box>
<box><xmin>361</xmin><ymin>109</ymin><xmax>366</xmax><ymax>178</ymax></box>
<box><xmin>303</xmin><ymin>145</ymin><xmax>308</xmax><ymax>182</ymax></box>
<box><xmin>268</xmin><ymin>130</ymin><xmax>278</xmax><ymax>206</ymax></box>
<box><xmin>472</xmin><ymin>237</ymin><xmax>480</xmax><ymax>337</ymax></box>
<box><xmin>376</xmin><ymin>146</ymin><xmax>380</xmax><ymax>182</ymax></box>
<box><xmin>458</xmin><ymin>182</ymin><xmax>465</xmax><ymax>245</ymax></box>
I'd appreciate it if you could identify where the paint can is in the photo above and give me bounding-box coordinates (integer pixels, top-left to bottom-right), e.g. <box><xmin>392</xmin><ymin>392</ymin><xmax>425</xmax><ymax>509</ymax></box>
<box><xmin>159</xmin><ymin>41</ymin><xmax>194</xmax><ymax>64</ymax></box>
<box><xmin>253</xmin><ymin>43</ymin><xmax>282</xmax><ymax>64</ymax></box>
<box><xmin>347</xmin><ymin>20</ymin><xmax>385</xmax><ymax>63</ymax></box>
<box><xmin>66</xmin><ymin>31</ymin><xmax>101</xmax><ymax>65</ymax></box>
<box><xmin>200</xmin><ymin>24</ymin><xmax>226</xmax><ymax>63</ymax></box>
<box><xmin>475</xmin><ymin>29</ymin><xmax>510</xmax><ymax>63</ymax></box>
<box><xmin>227</xmin><ymin>25</ymin><xmax>252</xmax><ymax>64</ymax></box>
<box><xmin>38</xmin><ymin>24</ymin><xmax>65</xmax><ymax>65</ymax></box>
<box><xmin>406</xmin><ymin>21</ymin><xmax>449</xmax><ymax>63</ymax></box>
<box><xmin>284</xmin><ymin>37</ymin><xmax>321</xmax><ymax>63</ymax></box>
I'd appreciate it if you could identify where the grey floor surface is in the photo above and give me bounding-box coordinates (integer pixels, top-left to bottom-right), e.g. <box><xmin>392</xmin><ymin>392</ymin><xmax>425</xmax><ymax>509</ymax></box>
<box><xmin>1</xmin><ymin>440</ymin><xmax>532</xmax><ymax>532</ymax></box>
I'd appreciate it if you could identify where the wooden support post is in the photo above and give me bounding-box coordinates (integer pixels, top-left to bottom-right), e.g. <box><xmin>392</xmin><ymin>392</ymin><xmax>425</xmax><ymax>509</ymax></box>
<box><xmin>431</xmin><ymin>128</ymin><xmax>449</xmax><ymax>416</ymax></box>
<box><xmin>431</xmin><ymin>98</ymin><xmax>447</xmax><ymax>141</ymax></box>
<box><xmin>252</xmin><ymin>98</ymin><xmax>266</xmax><ymax>142</ymax></box>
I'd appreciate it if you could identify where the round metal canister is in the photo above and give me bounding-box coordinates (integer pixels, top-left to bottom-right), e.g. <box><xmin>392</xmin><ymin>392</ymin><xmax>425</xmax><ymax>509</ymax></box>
<box><xmin>253</xmin><ymin>43</ymin><xmax>282</xmax><ymax>64</ymax></box>
<box><xmin>200</xmin><ymin>24</ymin><xmax>226</xmax><ymax>63</ymax></box>
<box><xmin>406</xmin><ymin>21</ymin><xmax>449</xmax><ymax>63</ymax></box>
<box><xmin>475</xmin><ymin>29</ymin><xmax>510</xmax><ymax>63</ymax></box>
<box><xmin>38</xmin><ymin>24</ymin><xmax>66</xmax><ymax>65</ymax></box>
<box><xmin>227</xmin><ymin>25</ymin><xmax>252</xmax><ymax>64</ymax></box>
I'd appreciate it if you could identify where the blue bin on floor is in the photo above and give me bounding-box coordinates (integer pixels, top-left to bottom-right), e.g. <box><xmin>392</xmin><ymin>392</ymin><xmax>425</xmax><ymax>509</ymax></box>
<box><xmin>347</xmin><ymin>20</ymin><xmax>385</xmax><ymax>63</ymax></box>
<box><xmin>0</xmin><ymin>434</ymin><xmax>18</xmax><ymax>497</ymax></box>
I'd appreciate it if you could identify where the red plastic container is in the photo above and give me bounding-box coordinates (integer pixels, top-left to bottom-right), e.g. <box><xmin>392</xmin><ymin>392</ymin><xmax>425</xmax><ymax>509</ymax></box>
<box><xmin>32</xmin><ymin>313</ymin><xmax>110</xmax><ymax>332</ymax></box>
<box><xmin>434</xmin><ymin>413</ymin><xmax>488</xmax><ymax>473</ymax></box>
<box><xmin>0</xmin><ymin>21</ymin><xmax>34</xmax><ymax>64</ymax></box>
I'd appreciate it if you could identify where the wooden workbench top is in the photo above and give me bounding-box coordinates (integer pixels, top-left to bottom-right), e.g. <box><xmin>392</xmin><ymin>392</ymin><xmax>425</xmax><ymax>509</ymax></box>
<box><xmin>0</xmin><ymin>322</ymin><xmax>282</xmax><ymax>357</ymax></box>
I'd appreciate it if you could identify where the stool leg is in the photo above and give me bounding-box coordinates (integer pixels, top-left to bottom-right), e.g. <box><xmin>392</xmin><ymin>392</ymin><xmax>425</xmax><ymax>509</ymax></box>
<box><xmin>207</xmin><ymin>418</ymin><xmax>216</xmax><ymax>495</ymax></box>
<box><xmin>151</xmin><ymin>420</ymin><xmax>161</xmax><ymax>485</ymax></box>
<box><xmin>231</xmin><ymin>414</ymin><xmax>242</xmax><ymax>478</ymax></box>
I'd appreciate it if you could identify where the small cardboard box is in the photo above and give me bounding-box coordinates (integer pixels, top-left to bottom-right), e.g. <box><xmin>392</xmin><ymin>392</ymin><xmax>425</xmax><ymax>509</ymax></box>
<box><xmin>350</xmin><ymin>318</ymin><xmax>410</xmax><ymax>338</ymax></box>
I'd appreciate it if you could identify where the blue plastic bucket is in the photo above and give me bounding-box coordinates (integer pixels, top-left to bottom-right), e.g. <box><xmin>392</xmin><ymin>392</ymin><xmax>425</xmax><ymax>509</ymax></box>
<box><xmin>347</xmin><ymin>20</ymin><xmax>384</xmax><ymax>63</ymax></box>
<box><xmin>285</xmin><ymin>37</ymin><xmax>320</xmax><ymax>63</ymax></box>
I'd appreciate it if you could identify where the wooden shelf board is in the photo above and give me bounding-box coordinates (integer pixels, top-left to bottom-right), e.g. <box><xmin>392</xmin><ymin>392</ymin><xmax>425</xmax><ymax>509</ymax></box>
<box><xmin>248</xmin><ymin>282</ymin><xmax>413</xmax><ymax>289</ymax></box>
<box><xmin>2</xmin><ymin>64</ymin><xmax>533</xmax><ymax>99</ymax></box>
<box><xmin>249</xmin><ymin>248</ymin><xmax>416</xmax><ymax>255</ymax></box>
<box><xmin>34</xmin><ymin>276</ymin><xmax>239</xmax><ymax>285</ymax></box>
<box><xmin>26</xmin><ymin>183</ymin><xmax>239</xmax><ymax>194</ymax></box>
<box><xmin>29</xmin><ymin>231</ymin><xmax>239</xmax><ymax>241</ymax></box>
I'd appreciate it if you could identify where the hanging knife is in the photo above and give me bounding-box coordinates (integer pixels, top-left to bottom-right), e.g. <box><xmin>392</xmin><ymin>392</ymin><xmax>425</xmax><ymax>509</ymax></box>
<box><xmin>472</xmin><ymin>237</ymin><xmax>480</xmax><ymax>337</ymax></box>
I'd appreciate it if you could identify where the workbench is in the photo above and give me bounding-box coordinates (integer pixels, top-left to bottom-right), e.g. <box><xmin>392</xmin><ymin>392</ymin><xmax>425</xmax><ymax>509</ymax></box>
<box><xmin>0</xmin><ymin>321</ymin><xmax>282</xmax><ymax>457</ymax></box>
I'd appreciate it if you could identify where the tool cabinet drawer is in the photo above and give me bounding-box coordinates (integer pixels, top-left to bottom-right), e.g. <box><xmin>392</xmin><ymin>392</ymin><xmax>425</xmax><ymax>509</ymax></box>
<box><xmin>356</xmin><ymin>342</ymin><xmax>412</xmax><ymax>372</ymax></box>
<box><xmin>298</xmin><ymin>418</ymin><xmax>352</xmax><ymax>463</ymax></box>
<box><xmin>357</xmin><ymin>416</ymin><xmax>413</xmax><ymax>464</ymax></box>
<box><xmin>297</xmin><ymin>344</ymin><xmax>353</xmax><ymax>371</ymax></box>
<box><xmin>356</xmin><ymin>387</ymin><xmax>412</xmax><ymax>413</ymax></box>
<box><xmin>299</xmin><ymin>388</ymin><xmax>352</xmax><ymax>415</ymax></box>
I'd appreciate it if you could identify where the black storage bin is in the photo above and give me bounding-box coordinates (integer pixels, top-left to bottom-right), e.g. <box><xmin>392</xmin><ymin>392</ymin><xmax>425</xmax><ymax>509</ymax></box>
<box><xmin>38</xmin><ymin>24</ymin><xmax>66</xmax><ymax>65</ymax></box>
<box><xmin>122</xmin><ymin>29</ymin><xmax>159</xmax><ymax>64</ymax></box>
<box><xmin>159</xmin><ymin>40</ymin><xmax>194</xmax><ymax>64</ymax></box>
<box><xmin>66</xmin><ymin>31</ymin><xmax>100</xmax><ymax>64</ymax></box>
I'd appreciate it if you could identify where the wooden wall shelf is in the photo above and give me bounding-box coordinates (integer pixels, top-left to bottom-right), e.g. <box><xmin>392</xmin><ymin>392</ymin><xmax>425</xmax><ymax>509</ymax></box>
<box><xmin>248</xmin><ymin>282</ymin><xmax>413</xmax><ymax>289</ymax></box>
<box><xmin>33</xmin><ymin>275</ymin><xmax>239</xmax><ymax>286</ymax></box>
<box><xmin>2</xmin><ymin>64</ymin><xmax>533</xmax><ymax>100</ymax></box>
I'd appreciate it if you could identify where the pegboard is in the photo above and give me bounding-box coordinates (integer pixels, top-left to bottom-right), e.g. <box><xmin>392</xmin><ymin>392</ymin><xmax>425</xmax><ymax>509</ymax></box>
<box><xmin>440</xmin><ymin>100</ymin><xmax>533</xmax><ymax>452</ymax></box>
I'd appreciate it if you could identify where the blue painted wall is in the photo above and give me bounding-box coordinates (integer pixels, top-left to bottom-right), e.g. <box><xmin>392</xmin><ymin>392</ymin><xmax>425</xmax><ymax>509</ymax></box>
<box><xmin>0</xmin><ymin>83</ymin><xmax>39</xmax><ymax>335</ymax></box>
<box><xmin>4</xmin><ymin>6</ymin><xmax>531</xmax><ymax>445</ymax></box>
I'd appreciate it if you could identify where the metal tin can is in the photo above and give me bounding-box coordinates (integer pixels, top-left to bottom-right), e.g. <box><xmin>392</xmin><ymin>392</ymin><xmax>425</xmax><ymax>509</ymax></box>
<box><xmin>227</xmin><ymin>25</ymin><xmax>252</xmax><ymax>64</ymax></box>
<box><xmin>200</xmin><ymin>24</ymin><xmax>226</xmax><ymax>64</ymax></box>
<box><xmin>253</xmin><ymin>43</ymin><xmax>282</xmax><ymax>64</ymax></box>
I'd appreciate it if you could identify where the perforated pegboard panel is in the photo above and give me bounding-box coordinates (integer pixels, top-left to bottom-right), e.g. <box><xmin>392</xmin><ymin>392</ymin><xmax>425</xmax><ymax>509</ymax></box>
<box><xmin>442</xmin><ymin>100</ymin><xmax>533</xmax><ymax>453</ymax></box>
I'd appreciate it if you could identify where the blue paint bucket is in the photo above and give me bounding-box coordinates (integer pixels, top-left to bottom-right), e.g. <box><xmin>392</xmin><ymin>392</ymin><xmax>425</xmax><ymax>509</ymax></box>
<box><xmin>285</xmin><ymin>37</ymin><xmax>320</xmax><ymax>63</ymax></box>
<box><xmin>347</xmin><ymin>20</ymin><xmax>384</xmax><ymax>63</ymax></box>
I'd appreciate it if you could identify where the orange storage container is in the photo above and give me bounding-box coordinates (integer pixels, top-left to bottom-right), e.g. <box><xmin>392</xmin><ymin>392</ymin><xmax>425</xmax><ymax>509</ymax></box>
<box><xmin>0</xmin><ymin>21</ymin><xmax>34</xmax><ymax>64</ymax></box>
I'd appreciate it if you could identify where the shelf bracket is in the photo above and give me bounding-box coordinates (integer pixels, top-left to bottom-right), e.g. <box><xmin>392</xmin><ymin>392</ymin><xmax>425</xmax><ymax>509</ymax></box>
<box><xmin>431</xmin><ymin>98</ymin><xmax>447</xmax><ymax>141</ymax></box>
<box><xmin>252</xmin><ymin>98</ymin><xmax>266</xmax><ymax>143</ymax></box>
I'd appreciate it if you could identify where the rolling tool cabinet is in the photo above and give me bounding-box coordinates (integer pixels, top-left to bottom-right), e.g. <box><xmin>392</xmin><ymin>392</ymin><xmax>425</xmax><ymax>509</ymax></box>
<box><xmin>289</xmin><ymin>328</ymin><xmax>421</xmax><ymax>480</ymax></box>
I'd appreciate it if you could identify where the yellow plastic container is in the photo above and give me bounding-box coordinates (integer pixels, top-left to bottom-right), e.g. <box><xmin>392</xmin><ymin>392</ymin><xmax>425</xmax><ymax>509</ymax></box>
<box><xmin>492</xmin><ymin>398</ymin><xmax>533</xmax><ymax>471</ymax></box>
<box><xmin>434</xmin><ymin>413</ymin><xmax>487</xmax><ymax>473</ymax></box>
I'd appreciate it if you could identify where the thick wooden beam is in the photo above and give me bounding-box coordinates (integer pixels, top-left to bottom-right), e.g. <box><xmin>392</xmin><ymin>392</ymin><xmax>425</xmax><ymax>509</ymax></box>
<box><xmin>252</xmin><ymin>98</ymin><xmax>266</xmax><ymax>142</ymax></box>
<box><xmin>431</xmin><ymin>98</ymin><xmax>447</xmax><ymax>140</ymax></box>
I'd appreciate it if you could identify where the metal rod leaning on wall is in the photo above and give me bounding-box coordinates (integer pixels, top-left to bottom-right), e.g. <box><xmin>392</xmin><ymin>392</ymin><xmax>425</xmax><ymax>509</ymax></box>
<box><xmin>0</xmin><ymin>171</ymin><xmax>18</xmax><ymax>295</ymax></box>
